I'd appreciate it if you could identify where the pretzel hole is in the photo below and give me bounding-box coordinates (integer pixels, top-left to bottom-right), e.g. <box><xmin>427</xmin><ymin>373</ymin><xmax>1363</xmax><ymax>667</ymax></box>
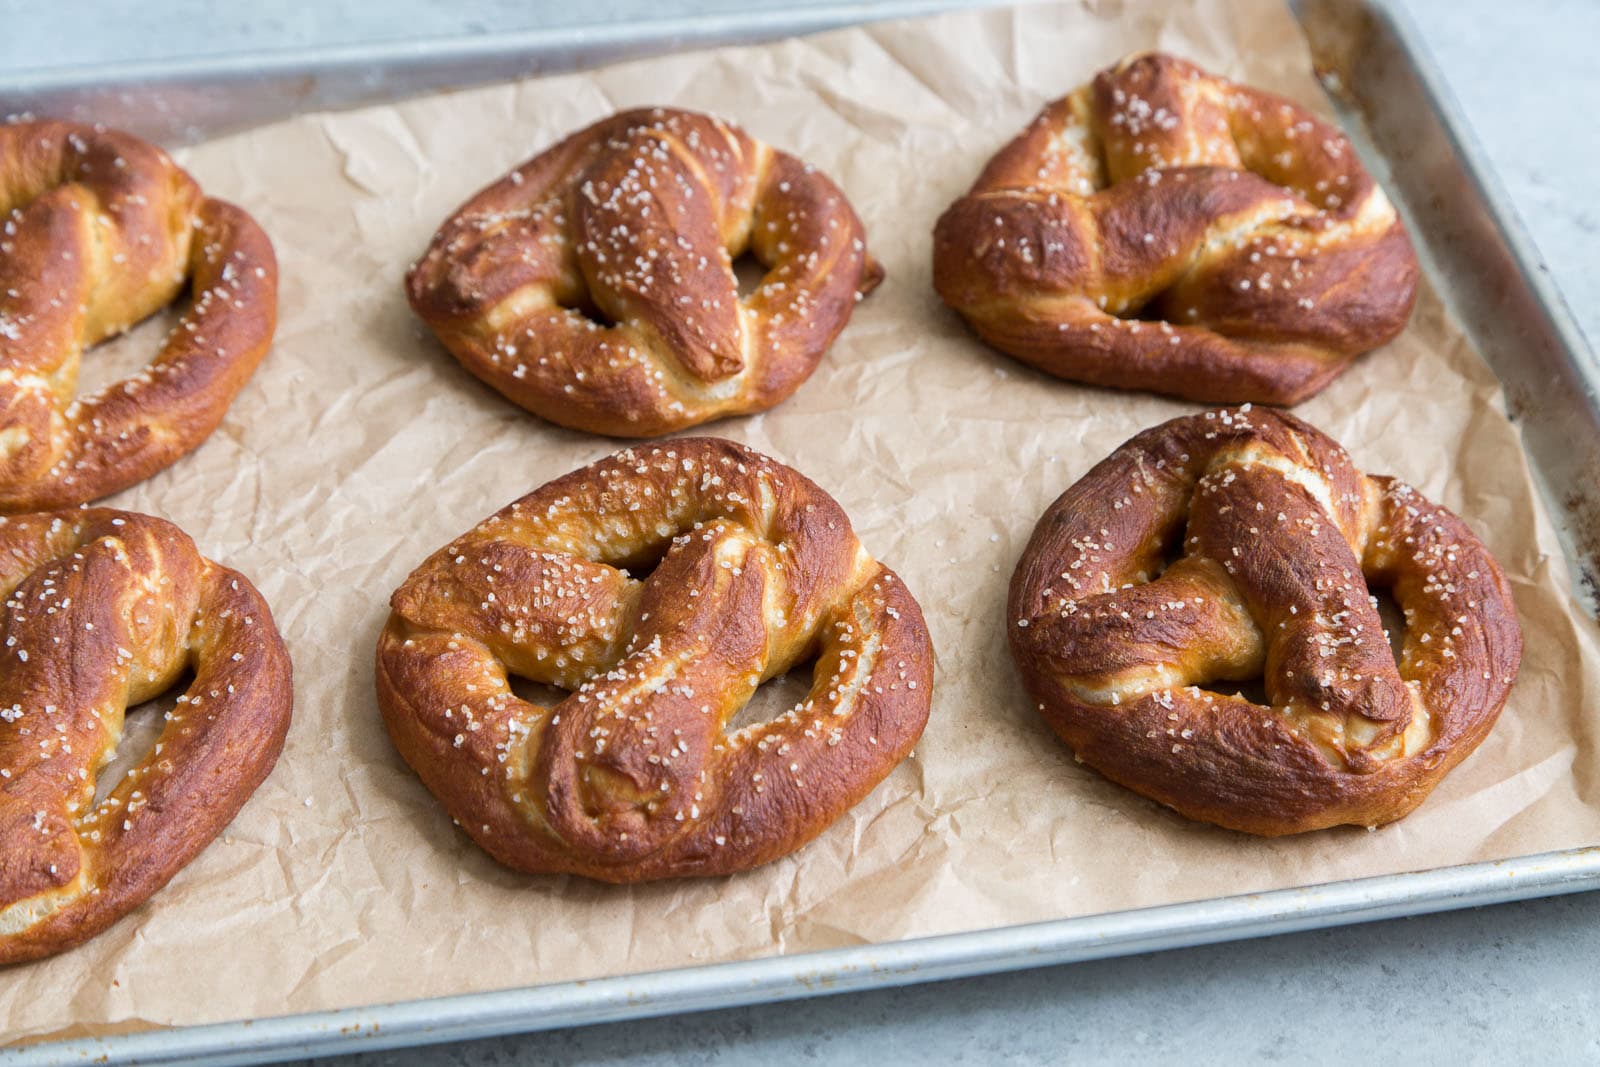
<box><xmin>507</xmin><ymin>674</ymin><xmax>571</xmax><ymax>711</ymax></box>
<box><xmin>1373</xmin><ymin>586</ymin><xmax>1407</xmax><ymax>661</ymax></box>
<box><xmin>1151</xmin><ymin>525</ymin><xmax>1188</xmax><ymax>580</ymax></box>
<box><xmin>92</xmin><ymin>668</ymin><xmax>193</xmax><ymax>805</ymax></box>
<box><xmin>572</xmin><ymin>297</ymin><xmax>618</xmax><ymax>331</ymax></box>
<box><xmin>1202</xmin><ymin>676</ymin><xmax>1271</xmax><ymax>707</ymax></box>
<box><xmin>732</xmin><ymin>252</ymin><xmax>767</xmax><ymax>300</ymax></box>
<box><xmin>617</xmin><ymin>554</ymin><xmax>663</xmax><ymax>583</ymax></box>
<box><xmin>1126</xmin><ymin>300</ymin><xmax>1177</xmax><ymax>324</ymax></box>
<box><xmin>72</xmin><ymin>303</ymin><xmax>186</xmax><ymax>399</ymax></box>
<box><xmin>726</xmin><ymin>656</ymin><xmax>817</xmax><ymax>734</ymax></box>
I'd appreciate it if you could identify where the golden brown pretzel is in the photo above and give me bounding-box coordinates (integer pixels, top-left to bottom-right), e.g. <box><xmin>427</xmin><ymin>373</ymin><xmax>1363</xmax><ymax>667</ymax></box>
<box><xmin>0</xmin><ymin>121</ymin><xmax>278</xmax><ymax>513</ymax></box>
<box><xmin>1009</xmin><ymin>407</ymin><xmax>1521</xmax><ymax>835</ymax></box>
<box><xmin>406</xmin><ymin>107</ymin><xmax>882</xmax><ymax>438</ymax></box>
<box><xmin>376</xmin><ymin>438</ymin><xmax>932</xmax><ymax>881</ymax></box>
<box><xmin>933</xmin><ymin>53</ymin><xmax>1418</xmax><ymax>405</ymax></box>
<box><xmin>0</xmin><ymin>509</ymin><xmax>292</xmax><ymax>964</ymax></box>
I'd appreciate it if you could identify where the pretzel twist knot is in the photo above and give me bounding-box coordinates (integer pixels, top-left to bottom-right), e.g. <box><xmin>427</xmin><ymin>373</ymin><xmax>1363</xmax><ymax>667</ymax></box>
<box><xmin>1008</xmin><ymin>408</ymin><xmax>1521</xmax><ymax>835</ymax></box>
<box><xmin>933</xmin><ymin>53</ymin><xmax>1419</xmax><ymax>405</ymax></box>
<box><xmin>0</xmin><ymin>509</ymin><xmax>292</xmax><ymax>964</ymax></box>
<box><xmin>406</xmin><ymin>107</ymin><xmax>883</xmax><ymax>438</ymax></box>
<box><xmin>0</xmin><ymin>121</ymin><xmax>278</xmax><ymax>513</ymax></box>
<box><xmin>377</xmin><ymin>438</ymin><xmax>932</xmax><ymax>881</ymax></box>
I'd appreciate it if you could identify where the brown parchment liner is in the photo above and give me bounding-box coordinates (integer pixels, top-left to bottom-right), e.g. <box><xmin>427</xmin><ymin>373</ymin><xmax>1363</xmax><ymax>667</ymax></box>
<box><xmin>7</xmin><ymin>0</ymin><xmax>1600</xmax><ymax>1043</ymax></box>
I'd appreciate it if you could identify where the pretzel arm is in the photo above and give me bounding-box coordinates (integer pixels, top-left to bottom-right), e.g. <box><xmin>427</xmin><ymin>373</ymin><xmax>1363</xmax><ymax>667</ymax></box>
<box><xmin>391</xmin><ymin>536</ymin><xmax>640</xmax><ymax>685</ymax></box>
<box><xmin>1090</xmin><ymin>56</ymin><xmax>1241</xmax><ymax>180</ymax></box>
<box><xmin>0</xmin><ymin>541</ymin><xmax>114</xmax><ymax>920</ymax></box>
<box><xmin>60</xmin><ymin>567</ymin><xmax>290</xmax><ymax>951</ymax></box>
<box><xmin>741</xmin><ymin>152</ymin><xmax>880</xmax><ymax>401</ymax></box>
<box><xmin>969</xmin><ymin>91</ymin><xmax>1104</xmax><ymax>196</ymax></box>
<box><xmin>27</xmin><ymin>200</ymin><xmax>277</xmax><ymax>511</ymax></box>
<box><xmin>1362</xmin><ymin>478</ymin><xmax>1522</xmax><ymax>751</ymax></box>
<box><xmin>374</xmin><ymin>620</ymin><xmax>548</xmax><ymax>849</ymax></box>
<box><xmin>1158</xmin><ymin>208</ymin><xmax>1418</xmax><ymax>358</ymax></box>
<box><xmin>534</xmin><ymin>524</ymin><xmax>769</xmax><ymax>864</ymax></box>
<box><xmin>1066</xmin><ymin>684</ymin><xmax>1350</xmax><ymax>831</ymax></box>
<box><xmin>0</xmin><ymin>512</ymin><xmax>95</xmax><ymax>596</ymax></box>
<box><xmin>573</xmin><ymin>127</ymin><xmax>746</xmax><ymax>383</ymax></box>
<box><xmin>498</xmin><ymin>441</ymin><xmax>774</xmax><ymax>565</ymax></box>
<box><xmin>0</xmin><ymin>124</ymin><xmax>196</xmax><ymax>338</ymax></box>
<box><xmin>377</xmin><ymin>524</ymin><xmax>650</xmax><ymax>866</ymax></box>
<box><xmin>0</xmin><ymin>189</ymin><xmax>97</xmax><ymax>486</ymax></box>
<box><xmin>1222</xmin><ymin>87</ymin><xmax>1373</xmax><ymax>215</ymax></box>
<box><xmin>987</xmin><ymin>300</ymin><xmax>1345</xmax><ymax>404</ymax></box>
<box><xmin>403</xmin><ymin>116</ymin><xmax>604</xmax><ymax>323</ymax></box>
<box><xmin>1</xmin><ymin>523</ymin><xmax>188</xmax><ymax>809</ymax></box>
<box><xmin>1028</xmin><ymin>560</ymin><xmax>1264</xmax><ymax>701</ymax></box>
<box><xmin>1187</xmin><ymin>467</ymin><xmax>1418</xmax><ymax>766</ymax></box>
<box><xmin>936</xmin><ymin>169</ymin><xmax>1307</xmax><ymax>313</ymax></box>
<box><xmin>1009</xmin><ymin>411</ymin><xmax>1240</xmax><ymax>610</ymax></box>
<box><xmin>408</xmin><ymin>133</ymin><xmax>725</xmax><ymax>437</ymax></box>
<box><xmin>672</xmin><ymin>567</ymin><xmax>930</xmax><ymax>873</ymax></box>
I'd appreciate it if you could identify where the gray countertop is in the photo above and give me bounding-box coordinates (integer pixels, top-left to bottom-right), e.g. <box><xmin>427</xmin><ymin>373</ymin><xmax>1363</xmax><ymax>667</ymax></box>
<box><xmin>5</xmin><ymin>0</ymin><xmax>1597</xmax><ymax>1062</ymax></box>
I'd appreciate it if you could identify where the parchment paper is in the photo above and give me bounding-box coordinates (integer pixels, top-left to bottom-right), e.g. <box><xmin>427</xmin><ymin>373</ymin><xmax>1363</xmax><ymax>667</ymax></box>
<box><xmin>8</xmin><ymin>0</ymin><xmax>1600</xmax><ymax>1044</ymax></box>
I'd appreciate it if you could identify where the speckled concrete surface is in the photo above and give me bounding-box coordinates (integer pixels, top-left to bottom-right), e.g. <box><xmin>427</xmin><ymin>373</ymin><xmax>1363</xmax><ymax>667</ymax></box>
<box><xmin>4</xmin><ymin>1</ymin><xmax>1597</xmax><ymax>1062</ymax></box>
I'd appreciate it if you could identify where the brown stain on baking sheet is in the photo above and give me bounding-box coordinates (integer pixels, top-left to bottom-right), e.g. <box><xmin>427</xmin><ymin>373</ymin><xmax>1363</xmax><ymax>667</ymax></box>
<box><xmin>1562</xmin><ymin>479</ymin><xmax>1600</xmax><ymax>609</ymax></box>
<box><xmin>5</xmin><ymin>1016</ymin><xmax>169</xmax><ymax>1049</ymax></box>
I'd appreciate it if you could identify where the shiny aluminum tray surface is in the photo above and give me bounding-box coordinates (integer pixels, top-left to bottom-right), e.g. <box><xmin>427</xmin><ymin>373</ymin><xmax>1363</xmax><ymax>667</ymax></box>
<box><xmin>4</xmin><ymin>1</ymin><xmax>1598</xmax><ymax>1062</ymax></box>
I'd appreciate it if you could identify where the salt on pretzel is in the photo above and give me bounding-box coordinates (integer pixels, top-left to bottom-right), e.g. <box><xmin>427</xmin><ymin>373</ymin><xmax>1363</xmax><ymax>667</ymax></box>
<box><xmin>0</xmin><ymin>509</ymin><xmax>292</xmax><ymax>964</ymax></box>
<box><xmin>405</xmin><ymin>107</ymin><xmax>882</xmax><ymax>438</ymax></box>
<box><xmin>933</xmin><ymin>53</ymin><xmax>1418</xmax><ymax>405</ymax></box>
<box><xmin>0</xmin><ymin>121</ymin><xmax>278</xmax><ymax>513</ymax></box>
<box><xmin>376</xmin><ymin>438</ymin><xmax>931</xmax><ymax>880</ymax></box>
<box><xmin>1009</xmin><ymin>407</ymin><xmax>1521</xmax><ymax>835</ymax></box>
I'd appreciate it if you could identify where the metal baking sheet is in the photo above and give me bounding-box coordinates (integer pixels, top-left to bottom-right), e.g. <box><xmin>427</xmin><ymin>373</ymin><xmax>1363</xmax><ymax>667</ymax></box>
<box><xmin>5</xmin><ymin>0</ymin><xmax>1598</xmax><ymax>1062</ymax></box>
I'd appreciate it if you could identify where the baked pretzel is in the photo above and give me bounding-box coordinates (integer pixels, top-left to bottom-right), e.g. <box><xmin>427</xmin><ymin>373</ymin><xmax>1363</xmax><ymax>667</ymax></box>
<box><xmin>933</xmin><ymin>53</ymin><xmax>1418</xmax><ymax>405</ymax></box>
<box><xmin>0</xmin><ymin>121</ymin><xmax>278</xmax><ymax>513</ymax></box>
<box><xmin>0</xmin><ymin>509</ymin><xmax>292</xmax><ymax>964</ymax></box>
<box><xmin>376</xmin><ymin>438</ymin><xmax>931</xmax><ymax>881</ymax></box>
<box><xmin>405</xmin><ymin>107</ymin><xmax>882</xmax><ymax>437</ymax></box>
<box><xmin>1009</xmin><ymin>407</ymin><xmax>1521</xmax><ymax>835</ymax></box>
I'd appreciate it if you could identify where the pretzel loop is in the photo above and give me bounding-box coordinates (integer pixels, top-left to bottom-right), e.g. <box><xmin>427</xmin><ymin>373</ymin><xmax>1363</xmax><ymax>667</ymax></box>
<box><xmin>377</xmin><ymin>438</ymin><xmax>933</xmax><ymax>881</ymax></box>
<box><xmin>933</xmin><ymin>54</ymin><xmax>1419</xmax><ymax>404</ymax></box>
<box><xmin>1009</xmin><ymin>408</ymin><xmax>1521</xmax><ymax>834</ymax></box>
<box><xmin>406</xmin><ymin>107</ymin><xmax>883</xmax><ymax>437</ymax></box>
<box><xmin>0</xmin><ymin>510</ymin><xmax>292</xmax><ymax>964</ymax></box>
<box><xmin>0</xmin><ymin>121</ymin><xmax>278</xmax><ymax>513</ymax></box>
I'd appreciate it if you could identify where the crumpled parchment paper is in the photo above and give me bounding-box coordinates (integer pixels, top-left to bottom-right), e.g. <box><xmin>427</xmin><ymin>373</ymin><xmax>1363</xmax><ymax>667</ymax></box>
<box><xmin>8</xmin><ymin>0</ymin><xmax>1600</xmax><ymax>1044</ymax></box>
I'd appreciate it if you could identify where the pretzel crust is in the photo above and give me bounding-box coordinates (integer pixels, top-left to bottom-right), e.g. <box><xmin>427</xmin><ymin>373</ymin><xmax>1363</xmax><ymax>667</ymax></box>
<box><xmin>933</xmin><ymin>53</ymin><xmax>1418</xmax><ymax>405</ymax></box>
<box><xmin>406</xmin><ymin>107</ymin><xmax>882</xmax><ymax>438</ymax></box>
<box><xmin>0</xmin><ymin>121</ymin><xmax>278</xmax><ymax>512</ymax></box>
<box><xmin>0</xmin><ymin>509</ymin><xmax>293</xmax><ymax>964</ymax></box>
<box><xmin>1009</xmin><ymin>408</ymin><xmax>1521</xmax><ymax>835</ymax></box>
<box><xmin>376</xmin><ymin>438</ymin><xmax>932</xmax><ymax>881</ymax></box>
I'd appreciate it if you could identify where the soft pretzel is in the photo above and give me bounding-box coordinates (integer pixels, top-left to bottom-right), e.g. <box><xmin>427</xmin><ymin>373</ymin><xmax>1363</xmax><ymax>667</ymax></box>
<box><xmin>1009</xmin><ymin>407</ymin><xmax>1521</xmax><ymax>835</ymax></box>
<box><xmin>406</xmin><ymin>107</ymin><xmax>882</xmax><ymax>438</ymax></box>
<box><xmin>376</xmin><ymin>438</ymin><xmax>932</xmax><ymax>881</ymax></box>
<box><xmin>0</xmin><ymin>509</ymin><xmax>292</xmax><ymax>964</ymax></box>
<box><xmin>0</xmin><ymin>121</ymin><xmax>278</xmax><ymax>512</ymax></box>
<box><xmin>933</xmin><ymin>53</ymin><xmax>1418</xmax><ymax>405</ymax></box>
